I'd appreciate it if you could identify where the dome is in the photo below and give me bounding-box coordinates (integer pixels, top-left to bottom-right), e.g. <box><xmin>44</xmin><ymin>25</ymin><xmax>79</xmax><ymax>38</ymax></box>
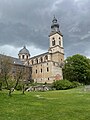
<box><xmin>19</xmin><ymin>46</ymin><xmax>30</xmax><ymax>55</ymax></box>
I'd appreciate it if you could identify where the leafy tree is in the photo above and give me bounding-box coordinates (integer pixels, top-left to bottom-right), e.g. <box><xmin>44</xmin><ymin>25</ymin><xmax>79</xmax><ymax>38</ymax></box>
<box><xmin>0</xmin><ymin>55</ymin><xmax>12</xmax><ymax>89</ymax></box>
<box><xmin>13</xmin><ymin>65</ymin><xmax>31</xmax><ymax>94</ymax></box>
<box><xmin>21</xmin><ymin>66</ymin><xmax>31</xmax><ymax>94</ymax></box>
<box><xmin>0</xmin><ymin>55</ymin><xmax>32</xmax><ymax>96</ymax></box>
<box><xmin>63</xmin><ymin>54</ymin><xmax>90</xmax><ymax>84</ymax></box>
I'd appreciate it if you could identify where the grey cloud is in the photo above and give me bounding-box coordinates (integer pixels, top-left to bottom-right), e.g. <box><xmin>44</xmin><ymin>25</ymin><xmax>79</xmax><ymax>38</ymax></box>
<box><xmin>0</xmin><ymin>0</ymin><xmax>90</xmax><ymax>57</ymax></box>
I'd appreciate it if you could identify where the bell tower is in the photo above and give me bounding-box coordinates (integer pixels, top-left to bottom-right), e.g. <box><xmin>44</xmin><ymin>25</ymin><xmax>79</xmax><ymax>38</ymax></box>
<box><xmin>48</xmin><ymin>16</ymin><xmax>64</xmax><ymax>63</ymax></box>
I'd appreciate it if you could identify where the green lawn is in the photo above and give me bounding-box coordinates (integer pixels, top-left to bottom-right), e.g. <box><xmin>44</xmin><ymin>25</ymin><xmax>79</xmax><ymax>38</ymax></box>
<box><xmin>0</xmin><ymin>87</ymin><xmax>90</xmax><ymax>120</ymax></box>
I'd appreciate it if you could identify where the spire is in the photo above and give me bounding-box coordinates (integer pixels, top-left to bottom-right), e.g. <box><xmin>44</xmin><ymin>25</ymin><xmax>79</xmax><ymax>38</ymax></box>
<box><xmin>52</xmin><ymin>15</ymin><xmax>57</xmax><ymax>24</ymax></box>
<box><xmin>51</xmin><ymin>16</ymin><xmax>59</xmax><ymax>32</ymax></box>
<box><xmin>49</xmin><ymin>16</ymin><xmax>63</xmax><ymax>36</ymax></box>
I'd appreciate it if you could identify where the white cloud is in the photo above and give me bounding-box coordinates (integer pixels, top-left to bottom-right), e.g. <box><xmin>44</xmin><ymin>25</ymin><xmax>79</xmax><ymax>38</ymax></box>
<box><xmin>27</xmin><ymin>46</ymin><xmax>47</xmax><ymax>57</ymax></box>
<box><xmin>0</xmin><ymin>45</ymin><xmax>19</xmax><ymax>58</ymax></box>
<box><xmin>0</xmin><ymin>45</ymin><xmax>47</xmax><ymax>58</ymax></box>
<box><xmin>81</xmin><ymin>32</ymin><xmax>90</xmax><ymax>40</ymax></box>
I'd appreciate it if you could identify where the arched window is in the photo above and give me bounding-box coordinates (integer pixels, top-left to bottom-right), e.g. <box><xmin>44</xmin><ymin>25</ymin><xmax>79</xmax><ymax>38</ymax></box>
<box><xmin>45</xmin><ymin>55</ymin><xmax>48</xmax><ymax>61</ymax></box>
<box><xmin>36</xmin><ymin>58</ymin><xmax>38</xmax><ymax>64</ymax></box>
<box><xmin>40</xmin><ymin>57</ymin><xmax>43</xmax><ymax>62</ymax></box>
<box><xmin>22</xmin><ymin>55</ymin><xmax>24</xmax><ymax>59</ymax></box>
<box><xmin>52</xmin><ymin>37</ymin><xmax>55</xmax><ymax>46</ymax></box>
<box><xmin>59</xmin><ymin>41</ymin><xmax>61</xmax><ymax>46</ymax></box>
<box><xmin>52</xmin><ymin>40</ymin><xmax>55</xmax><ymax>46</ymax></box>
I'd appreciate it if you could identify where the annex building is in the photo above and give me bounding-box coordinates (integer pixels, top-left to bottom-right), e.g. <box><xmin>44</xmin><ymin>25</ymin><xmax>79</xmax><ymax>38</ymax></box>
<box><xmin>18</xmin><ymin>16</ymin><xmax>64</xmax><ymax>83</ymax></box>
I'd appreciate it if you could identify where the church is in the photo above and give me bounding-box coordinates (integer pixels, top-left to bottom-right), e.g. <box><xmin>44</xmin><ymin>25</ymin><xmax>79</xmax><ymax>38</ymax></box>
<box><xmin>18</xmin><ymin>16</ymin><xmax>64</xmax><ymax>83</ymax></box>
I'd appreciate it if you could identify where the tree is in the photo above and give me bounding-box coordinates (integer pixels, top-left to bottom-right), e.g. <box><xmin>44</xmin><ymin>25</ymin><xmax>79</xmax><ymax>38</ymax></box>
<box><xmin>0</xmin><ymin>55</ymin><xmax>32</xmax><ymax>96</ymax></box>
<box><xmin>20</xmin><ymin>66</ymin><xmax>31</xmax><ymax>94</ymax></box>
<box><xmin>13</xmin><ymin>64</ymin><xmax>31</xmax><ymax>94</ymax></box>
<box><xmin>63</xmin><ymin>54</ymin><xmax>90</xmax><ymax>84</ymax></box>
<box><xmin>0</xmin><ymin>55</ymin><xmax>12</xmax><ymax>89</ymax></box>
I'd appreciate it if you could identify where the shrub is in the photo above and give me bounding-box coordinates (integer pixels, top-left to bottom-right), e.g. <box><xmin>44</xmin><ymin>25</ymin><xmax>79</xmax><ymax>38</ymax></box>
<box><xmin>52</xmin><ymin>79</ymin><xmax>79</xmax><ymax>90</ymax></box>
<box><xmin>72</xmin><ymin>81</ymin><xmax>81</xmax><ymax>87</ymax></box>
<box><xmin>15</xmin><ymin>84</ymin><xmax>22</xmax><ymax>91</ymax></box>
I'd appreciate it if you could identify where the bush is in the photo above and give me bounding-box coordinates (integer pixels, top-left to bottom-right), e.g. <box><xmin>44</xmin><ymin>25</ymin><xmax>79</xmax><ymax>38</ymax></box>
<box><xmin>15</xmin><ymin>84</ymin><xmax>22</xmax><ymax>91</ymax></box>
<box><xmin>52</xmin><ymin>79</ymin><xmax>80</xmax><ymax>90</ymax></box>
<box><xmin>72</xmin><ymin>81</ymin><xmax>81</xmax><ymax>87</ymax></box>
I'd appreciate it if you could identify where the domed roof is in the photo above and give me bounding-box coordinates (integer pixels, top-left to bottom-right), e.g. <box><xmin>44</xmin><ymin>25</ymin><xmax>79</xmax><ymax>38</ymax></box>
<box><xmin>19</xmin><ymin>46</ymin><xmax>30</xmax><ymax>55</ymax></box>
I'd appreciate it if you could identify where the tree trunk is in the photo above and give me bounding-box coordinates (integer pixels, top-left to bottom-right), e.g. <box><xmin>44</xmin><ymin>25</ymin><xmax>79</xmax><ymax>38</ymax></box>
<box><xmin>8</xmin><ymin>89</ymin><xmax>12</xmax><ymax>96</ymax></box>
<box><xmin>14</xmin><ymin>78</ymin><xmax>19</xmax><ymax>89</ymax></box>
<box><xmin>22</xmin><ymin>84</ymin><xmax>25</xmax><ymax>95</ymax></box>
<box><xmin>5</xmin><ymin>75</ymin><xmax>9</xmax><ymax>89</ymax></box>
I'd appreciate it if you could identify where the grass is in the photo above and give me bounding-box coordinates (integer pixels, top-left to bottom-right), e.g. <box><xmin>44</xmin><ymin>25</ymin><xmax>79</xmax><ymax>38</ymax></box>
<box><xmin>0</xmin><ymin>87</ymin><xmax>90</xmax><ymax>120</ymax></box>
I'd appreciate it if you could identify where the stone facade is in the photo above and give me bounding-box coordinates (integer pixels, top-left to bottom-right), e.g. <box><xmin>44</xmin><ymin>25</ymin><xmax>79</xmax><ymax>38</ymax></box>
<box><xmin>18</xmin><ymin>16</ymin><xmax>64</xmax><ymax>83</ymax></box>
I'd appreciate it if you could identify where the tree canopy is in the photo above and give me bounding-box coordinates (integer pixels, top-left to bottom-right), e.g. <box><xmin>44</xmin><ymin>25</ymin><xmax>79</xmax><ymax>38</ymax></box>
<box><xmin>63</xmin><ymin>54</ymin><xmax>90</xmax><ymax>84</ymax></box>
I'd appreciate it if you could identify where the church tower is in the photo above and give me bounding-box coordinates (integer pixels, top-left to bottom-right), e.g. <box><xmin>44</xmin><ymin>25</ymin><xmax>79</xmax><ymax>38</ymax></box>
<box><xmin>48</xmin><ymin>16</ymin><xmax>64</xmax><ymax>63</ymax></box>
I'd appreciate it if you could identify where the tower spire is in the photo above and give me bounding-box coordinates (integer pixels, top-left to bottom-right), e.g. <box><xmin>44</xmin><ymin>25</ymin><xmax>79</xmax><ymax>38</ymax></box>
<box><xmin>49</xmin><ymin>16</ymin><xmax>63</xmax><ymax>37</ymax></box>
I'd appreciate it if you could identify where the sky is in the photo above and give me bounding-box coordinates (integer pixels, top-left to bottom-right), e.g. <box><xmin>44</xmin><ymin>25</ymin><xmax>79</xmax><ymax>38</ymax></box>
<box><xmin>0</xmin><ymin>0</ymin><xmax>90</xmax><ymax>58</ymax></box>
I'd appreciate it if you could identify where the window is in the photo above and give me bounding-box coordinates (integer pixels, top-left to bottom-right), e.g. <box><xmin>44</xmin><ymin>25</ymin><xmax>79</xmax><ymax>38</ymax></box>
<box><xmin>48</xmin><ymin>78</ymin><xmax>49</xmax><ymax>80</ymax></box>
<box><xmin>47</xmin><ymin>67</ymin><xmax>49</xmax><ymax>72</ymax></box>
<box><xmin>36</xmin><ymin>58</ymin><xmax>38</xmax><ymax>64</ymax></box>
<box><xmin>52</xmin><ymin>40</ymin><xmax>55</xmax><ymax>46</ymax></box>
<box><xmin>59</xmin><ymin>37</ymin><xmax>61</xmax><ymax>39</ymax></box>
<box><xmin>27</xmin><ymin>56</ymin><xmax>28</xmax><ymax>59</ymax></box>
<box><xmin>45</xmin><ymin>55</ymin><xmax>48</xmax><ymax>61</ymax></box>
<box><xmin>36</xmin><ymin>69</ymin><xmax>37</xmax><ymax>73</ymax></box>
<box><xmin>22</xmin><ymin>55</ymin><xmax>24</xmax><ymax>59</ymax></box>
<box><xmin>41</xmin><ymin>69</ymin><xmax>42</xmax><ymax>73</ymax></box>
<box><xmin>40</xmin><ymin>57</ymin><xmax>43</xmax><ymax>62</ymax></box>
<box><xmin>59</xmin><ymin>41</ymin><xmax>61</xmax><ymax>46</ymax></box>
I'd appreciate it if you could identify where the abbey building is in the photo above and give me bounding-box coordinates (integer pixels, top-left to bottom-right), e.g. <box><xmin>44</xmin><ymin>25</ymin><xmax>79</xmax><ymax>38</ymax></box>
<box><xmin>18</xmin><ymin>16</ymin><xmax>64</xmax><ymax>83</ymax></box>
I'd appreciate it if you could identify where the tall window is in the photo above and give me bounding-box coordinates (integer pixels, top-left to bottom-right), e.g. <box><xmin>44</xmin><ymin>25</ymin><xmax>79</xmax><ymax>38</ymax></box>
<box><xmin>36</xmin><ymin>69</ymin><xmax>37</xmax><ymax>73</ymax></box>
<box><xmin>59</xmin><ymin>41</ymin><xmax>61</xmax><ymax>46</ymax></box>
<box><xmin>45</xmin><ymin>55</ymin><xmax>48</xmax><ymax>61</ymax></box>
<box><xmin>47</xmin><ymin>67</ymin><xmax>49</xmax><ymax>72</ymax></box>
<box><xmin>40</xmin><ymin>57</ymin><xmax>43</xmax><ymax>62</ymax></box>
<box><xmin>41</xmin><ymin>69</ymin><xmax>42</xmax><ymax>73</ymax></box>
<box><xmin>22</xmin><ymin>55</ymin><xmax>24</xmax><ymax>59</ymax></box>
<box><xmin>36</xmin><ymin>58</ymin><xmax>38</xmax><ymax>64</ymax></box>
<box><xmin>52</xmin><ymin>40</ymin><xmax>55</xmax><ymax>46</ymax></box>
<box><xmin>52</xmin><ymin>37</ymin><xmax>55</xmax><ymax>46</ymax></box>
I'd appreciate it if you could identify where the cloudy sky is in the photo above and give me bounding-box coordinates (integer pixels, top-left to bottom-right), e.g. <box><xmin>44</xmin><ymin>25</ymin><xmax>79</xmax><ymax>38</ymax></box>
<box><xmin>0</xmin><ymin>0</ymin><xmax>90</xmax><ymax>58</ymax></box>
